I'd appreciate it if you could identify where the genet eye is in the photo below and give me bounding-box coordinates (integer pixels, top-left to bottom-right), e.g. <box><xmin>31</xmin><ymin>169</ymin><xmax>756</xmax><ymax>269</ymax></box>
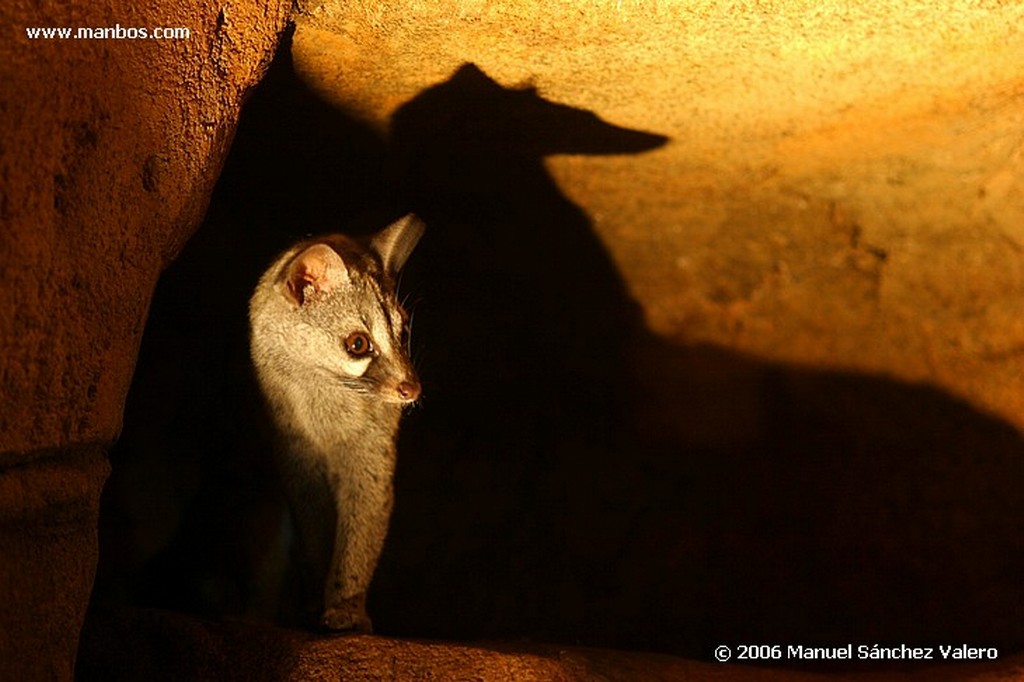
<box><xmin>344</xmin><ymin>331</ymin><xmax>374</xmax><ymax>357</ymax></box>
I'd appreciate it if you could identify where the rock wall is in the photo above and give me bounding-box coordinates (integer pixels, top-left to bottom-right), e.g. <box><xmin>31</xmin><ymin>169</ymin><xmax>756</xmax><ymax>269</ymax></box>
<box><xmin>0</xmin><ymin>1</ymin><xmax>289</xmax><ymax>678</ymax></box>
<box><xmin>292</xmin><ymin>0</ymin><xmax>1024</xmax><ymax>433</ymax></box>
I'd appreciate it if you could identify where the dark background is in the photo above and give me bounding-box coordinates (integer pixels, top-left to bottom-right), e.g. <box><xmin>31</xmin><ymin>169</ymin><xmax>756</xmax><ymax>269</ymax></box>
<box><xmin>93</xmin><ymin>36</ymin><xmax>1024</xmax><ymax>660</ymax></box>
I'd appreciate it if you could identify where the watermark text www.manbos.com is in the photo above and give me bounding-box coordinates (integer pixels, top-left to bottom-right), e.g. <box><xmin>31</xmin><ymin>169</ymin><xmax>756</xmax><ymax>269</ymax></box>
<box><xmin>25</xmin><ymin>24</ymin><xmax>190</xmax><ymax>40</ymax></box>
<box><xmin>714</xmin><ymin>643</ymin><xmax>1001</xmax><ymax>664</ymax></box>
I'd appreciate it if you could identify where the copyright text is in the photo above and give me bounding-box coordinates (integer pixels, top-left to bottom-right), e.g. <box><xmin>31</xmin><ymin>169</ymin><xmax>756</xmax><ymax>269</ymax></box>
<box><xmin>714</xmin><ymin>644</ymin><xmax>1000</xmax><ymax>663</ymax></box>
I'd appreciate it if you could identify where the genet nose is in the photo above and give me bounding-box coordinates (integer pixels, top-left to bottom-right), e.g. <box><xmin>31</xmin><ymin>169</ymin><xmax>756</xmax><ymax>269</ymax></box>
<box><xmin>396</xmin><ymin>380</ymin><xmax>421</xmax><ymax>402</ymax></box>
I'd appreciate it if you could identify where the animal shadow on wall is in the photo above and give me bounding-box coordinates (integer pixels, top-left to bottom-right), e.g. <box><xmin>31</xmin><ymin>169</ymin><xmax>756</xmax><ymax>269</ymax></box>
<box><xmin>91</xmin><ymin>48</ymin><xmax>1024</xmax><ymax>662</ymax></box>
<box><xmin>374</xmin><ymin>63</ymin><xmax>1024</xmax><ymax>655</ymax></box>
<box><xmin>374</xmin><ymin>62</ymin><xmax>671</xmax><ymax>638</ymax></box>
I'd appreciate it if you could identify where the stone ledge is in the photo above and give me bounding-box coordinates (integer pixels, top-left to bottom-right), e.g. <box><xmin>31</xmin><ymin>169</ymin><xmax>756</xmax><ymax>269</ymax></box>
<box><xmin>78</xmin><ymin>607</ymin><xmax>1024</xmax><ymax>682</ymax></box>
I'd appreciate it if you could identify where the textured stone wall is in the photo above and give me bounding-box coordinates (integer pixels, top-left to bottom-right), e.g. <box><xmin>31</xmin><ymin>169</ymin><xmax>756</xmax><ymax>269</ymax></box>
<box><xmin>292</xmin><ymin>0</ymin><xmax>1024</xmax><ymax>433</ymax></box>
<box><xmin>0</xmin><ymin>1</ymin><xmax>289</xmax><ymax>678</ymax></box>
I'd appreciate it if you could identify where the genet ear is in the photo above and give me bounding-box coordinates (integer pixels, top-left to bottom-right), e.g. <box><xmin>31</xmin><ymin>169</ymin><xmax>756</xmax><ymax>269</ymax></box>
<box><xmin>284</xmin><ymin>243</ymin><xmax>349</xmax><ymax>306</ymax></box>
<box><xmin>371</xmin><ymin>214</ymin><xmax>425</xmax><ymax>275</ymax></box>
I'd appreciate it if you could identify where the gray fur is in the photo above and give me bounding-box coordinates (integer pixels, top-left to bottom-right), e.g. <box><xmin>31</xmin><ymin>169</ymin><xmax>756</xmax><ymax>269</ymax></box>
<box><xmin>249</xmin><ymin>214</ymin><xmax>424</xmax><ymax>631</ymax></box>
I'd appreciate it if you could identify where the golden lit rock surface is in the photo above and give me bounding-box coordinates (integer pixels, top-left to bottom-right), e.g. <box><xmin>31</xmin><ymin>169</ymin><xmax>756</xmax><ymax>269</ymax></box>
<box><xmin>292</xmin><ymin>0</ymin><xmax>1024</xmax><ymax>429</ymax></box>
